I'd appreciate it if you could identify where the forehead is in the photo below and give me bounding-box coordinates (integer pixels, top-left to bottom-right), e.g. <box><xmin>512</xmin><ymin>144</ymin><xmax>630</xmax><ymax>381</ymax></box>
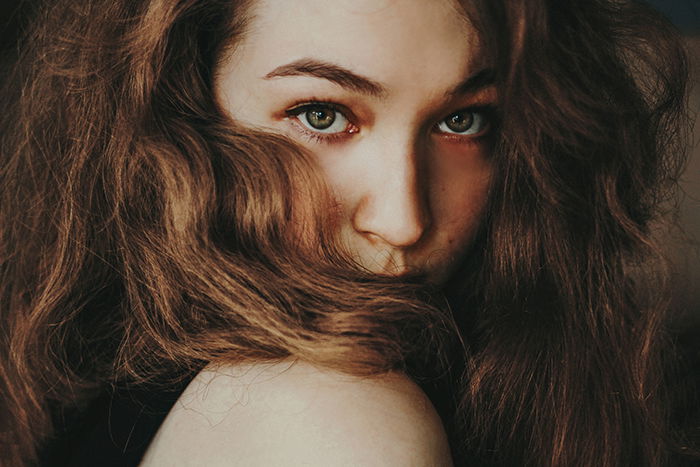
<box><xmin>228</xmin><ymin>0</ymin><xmax>484</xmax><ymax>95</ymax></box>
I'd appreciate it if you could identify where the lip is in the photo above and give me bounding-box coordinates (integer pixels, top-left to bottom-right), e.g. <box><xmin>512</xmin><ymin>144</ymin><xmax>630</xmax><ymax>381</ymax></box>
<box><xmin>371</xmin><ymin>248</ymin><xmax>464</xmax><ymax>285</ymax></box>
<box><xmin>358</xmin><ymin>251</ymin><xmax>429</xmax><ymax>278</ymax></box>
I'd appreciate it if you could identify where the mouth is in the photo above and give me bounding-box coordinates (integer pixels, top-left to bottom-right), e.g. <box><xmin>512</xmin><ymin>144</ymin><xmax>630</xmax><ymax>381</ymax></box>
<box><xmin>351</xmin><ymin>249</ymin><xmax>454</xmax><ymax>285</ymax></box>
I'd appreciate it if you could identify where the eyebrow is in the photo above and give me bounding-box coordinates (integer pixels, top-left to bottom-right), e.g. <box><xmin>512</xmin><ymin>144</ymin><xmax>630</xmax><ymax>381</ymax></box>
<box><xmin>264</xmin><ymin>57</ymin><xmax>495</xmax><ymax>99</ymax></box>
<box><xmin>264</xmin><ymin>58</ymin><xmax>387</xmax><ymax>97</ymax></box>
<box><xmin>447</xmin><ymin>68</ymin><xmax>496</xmax><ymax>97</ymax></box>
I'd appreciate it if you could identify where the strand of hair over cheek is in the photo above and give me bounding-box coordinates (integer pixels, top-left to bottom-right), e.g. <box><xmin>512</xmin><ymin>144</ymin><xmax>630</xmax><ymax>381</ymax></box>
<box><xmin>109</xmin><ymin>127</ymin><xmax>458</xmax><ymax>381</ymax></box>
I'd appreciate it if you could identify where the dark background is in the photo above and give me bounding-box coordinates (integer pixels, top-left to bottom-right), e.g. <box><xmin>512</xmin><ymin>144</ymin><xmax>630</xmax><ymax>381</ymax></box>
<box><xmin>647</xmin><ymin>0</ymin><xmax>700</xmax><ymax>34</ymax></box>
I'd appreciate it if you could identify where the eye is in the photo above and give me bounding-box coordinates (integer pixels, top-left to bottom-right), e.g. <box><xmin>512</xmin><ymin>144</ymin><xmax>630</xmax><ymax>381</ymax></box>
<box><xmin>287</xmin><ymin>103</ymin><xmax>351</xmax><ymax>134</ymax></box>
<box><xmin>437</xmin><ymin>109</ymin><xmax>489</xmax><ymax>136</ymax></box>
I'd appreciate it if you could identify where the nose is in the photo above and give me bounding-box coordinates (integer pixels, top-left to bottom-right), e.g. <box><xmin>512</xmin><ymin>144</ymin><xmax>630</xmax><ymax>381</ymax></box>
<box><xmin>351</xmin><ymin>142</ymin><xmax>430</xmax><ymax>249</ymax></box>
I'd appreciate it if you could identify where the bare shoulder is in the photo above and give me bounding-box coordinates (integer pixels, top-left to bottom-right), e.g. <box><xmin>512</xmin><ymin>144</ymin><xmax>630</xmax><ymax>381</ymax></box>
<box><xmin>141</xmin><ymin>360</ymin><xmax>453</xmax><ymax>466</ymax></box>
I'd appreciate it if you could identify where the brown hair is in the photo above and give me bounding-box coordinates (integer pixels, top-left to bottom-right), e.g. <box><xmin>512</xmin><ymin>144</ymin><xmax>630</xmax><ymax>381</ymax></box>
<box><xmin>0</xmin><ymin>0</ymin><xmax>695</xmax><ymax>465</ymax></box>
<box><xmin>455</xmin><ymin>1</ymin><xmax>696</xmax><ymax>464</ymax></box>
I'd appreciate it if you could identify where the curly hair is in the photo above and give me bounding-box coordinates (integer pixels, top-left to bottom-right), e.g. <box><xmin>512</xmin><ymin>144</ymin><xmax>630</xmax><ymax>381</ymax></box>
<box><xmin>0</xmin><ymin>0</ymin><xmax>694</xmax><ymax>465</ymax></box>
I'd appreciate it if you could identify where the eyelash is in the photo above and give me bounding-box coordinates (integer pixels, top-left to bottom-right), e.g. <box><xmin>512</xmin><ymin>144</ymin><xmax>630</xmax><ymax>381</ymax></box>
<box><xmin>285</xmin><ymin>101</ymin><xmax>358</xmax><ymax>144</ymax></box>
<box><xmin>284</xmin><ymin>101</ymin><xmax>496</xmax><ymax>145</ymax></box>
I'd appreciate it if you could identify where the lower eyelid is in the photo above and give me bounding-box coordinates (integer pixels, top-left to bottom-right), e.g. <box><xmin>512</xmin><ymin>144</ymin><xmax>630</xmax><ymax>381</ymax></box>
<box><xmin>286</xmin><ymin>117</ymin><xmax>356</xmax><ymax>143</ymax></box>
<box><xmin>434</xmin><ymin>127</ymin><xmax>491</xmax><ymax>146</ymax></box>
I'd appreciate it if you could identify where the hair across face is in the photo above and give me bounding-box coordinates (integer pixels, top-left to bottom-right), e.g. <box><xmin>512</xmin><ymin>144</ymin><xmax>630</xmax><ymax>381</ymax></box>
<box><xmin>217</xmin><ymin>0</ymin><xmax>495</xmax><ymax>284</ymax></box>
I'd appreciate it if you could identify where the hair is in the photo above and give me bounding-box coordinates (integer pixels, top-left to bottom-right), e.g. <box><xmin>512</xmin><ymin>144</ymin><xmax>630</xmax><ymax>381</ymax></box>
<box><xmin>0</xmin><ymin>0</ymin><xmax>695</xmax><ymax>466</ymax></box>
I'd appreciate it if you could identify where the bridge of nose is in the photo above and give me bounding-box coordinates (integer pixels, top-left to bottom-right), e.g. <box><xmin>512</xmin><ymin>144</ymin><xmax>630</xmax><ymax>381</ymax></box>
<box><xmin>349</xmin><ymin>134</ymin><xmax>431</xmax><ymax>249</ymax></box>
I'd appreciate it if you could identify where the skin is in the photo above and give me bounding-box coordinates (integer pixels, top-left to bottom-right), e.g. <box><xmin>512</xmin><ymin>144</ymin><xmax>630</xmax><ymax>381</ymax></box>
<box><xmin>144</xmin><ymin>1</ymin><xmax>492</xmax><ymax>464</ymax></box>
<box><xmin>142</xmin><ymin>361</ymin><xmax>454</xmax><ymax>466</ymax></box>
<box><xmin>217</xmin><ymin>0</ymin><xmax>495</xmax><ymax>284</ymax></box>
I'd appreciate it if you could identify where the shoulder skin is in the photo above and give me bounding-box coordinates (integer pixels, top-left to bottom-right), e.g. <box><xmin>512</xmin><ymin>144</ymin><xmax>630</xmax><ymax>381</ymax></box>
<box><xmin>141</xmin><ymin>360</ymin><xmax>454</xmax><ymax>466</ymax></box>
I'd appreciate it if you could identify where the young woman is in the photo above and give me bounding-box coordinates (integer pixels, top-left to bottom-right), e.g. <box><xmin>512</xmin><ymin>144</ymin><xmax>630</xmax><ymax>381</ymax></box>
<box><xmin>1</xmin><ymin>0</ymin><xmax>697</xmax><ymax>465</ymax></box>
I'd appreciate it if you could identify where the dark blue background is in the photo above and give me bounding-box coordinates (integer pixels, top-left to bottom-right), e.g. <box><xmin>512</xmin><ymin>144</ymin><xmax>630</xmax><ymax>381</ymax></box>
<box><xmin>646</xmin><ymin>0</ymin><xmax>700</xmax><ymax>34</ymax></box>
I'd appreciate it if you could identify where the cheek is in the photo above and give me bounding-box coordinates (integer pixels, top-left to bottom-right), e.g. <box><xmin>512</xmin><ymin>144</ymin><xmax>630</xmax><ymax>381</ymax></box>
<box><xmin>429</xmin><ymin>145</ymin><xmax>492</xmax><ymax>249</ymax></box>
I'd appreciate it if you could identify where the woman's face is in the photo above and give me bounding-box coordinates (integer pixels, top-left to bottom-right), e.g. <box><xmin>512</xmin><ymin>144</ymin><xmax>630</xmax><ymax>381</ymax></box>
<box><xmin>217</xmin><ymin>0</ymin><xmax>495</xmax><ymax>284</ymax></box>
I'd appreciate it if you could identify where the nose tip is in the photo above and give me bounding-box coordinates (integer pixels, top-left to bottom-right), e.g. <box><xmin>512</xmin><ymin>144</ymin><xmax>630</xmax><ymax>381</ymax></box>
<box><xmin>359</xmin><ymin>206</ymin><xmax>428</xmax><ymax>248</ymax></box>
<box><xmin>352</xmin><ymin>174</ymin><xmax>430</xmax><ymax>249</ymax></box>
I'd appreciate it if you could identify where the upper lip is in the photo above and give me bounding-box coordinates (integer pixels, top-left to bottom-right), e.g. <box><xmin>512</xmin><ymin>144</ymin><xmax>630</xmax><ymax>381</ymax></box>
<box><xmin>370</xmin><ymin>251</ymin><xmax>421</xmax><ymax>276</ymax></box>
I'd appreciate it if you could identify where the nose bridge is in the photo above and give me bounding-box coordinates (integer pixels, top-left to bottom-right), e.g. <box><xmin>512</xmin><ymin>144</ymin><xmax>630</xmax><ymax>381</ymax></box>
<box><xmin>352</xmin><ymin>133</ymin><xmax>430</xmax><ymax>248</ymax></box>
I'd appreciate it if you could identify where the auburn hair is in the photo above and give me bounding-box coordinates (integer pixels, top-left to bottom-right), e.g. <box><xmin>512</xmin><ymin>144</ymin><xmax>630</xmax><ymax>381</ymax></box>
<box><xmin>0</xmin><ymin>0</ymin><xmax>695</xmax><ymax>465</ymax></box>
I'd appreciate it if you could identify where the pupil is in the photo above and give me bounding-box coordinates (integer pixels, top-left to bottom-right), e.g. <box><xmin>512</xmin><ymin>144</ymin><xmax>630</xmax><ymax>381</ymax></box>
<box><xmin>446</xmin><ymin>112</ymin><xmax>474</xmax><ymax>133</ymax></box>
<box><xmin>307</xmin><ymin>108</ymin><xmax>335</xmax><ymax>130</ymax></box>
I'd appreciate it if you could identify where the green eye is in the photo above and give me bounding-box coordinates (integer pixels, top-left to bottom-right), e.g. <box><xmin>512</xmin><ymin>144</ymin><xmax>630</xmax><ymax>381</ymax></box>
<box><xmin>305</xmin><ymin>108</ymin><xmax>336</xmax><ymax>130</ymax></box>
<box><xmin>288</xmin><ymin>103</ymin><xmax>350</xmax><ymax>134</ymax></box>
<box><xmin>438</xmin><ymin>110</ymin><xmax>488</xmax><ymax>136</ymax></box>
<box><xmin>446</xmin><ymin>112</ymin><xmax>473</xmax><ymax>133</ymax></box>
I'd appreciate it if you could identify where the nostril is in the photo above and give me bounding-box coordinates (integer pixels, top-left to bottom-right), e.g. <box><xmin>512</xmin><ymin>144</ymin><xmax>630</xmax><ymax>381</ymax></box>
<box><xmin>386</xmin><ymin>216</ymin><xmax>427</xmax><ymax>247</ymax></box>
<box><xmin>353</xmin><ymin>199</ymin><xmax>429</xmax><ymax>249</ymax></box>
